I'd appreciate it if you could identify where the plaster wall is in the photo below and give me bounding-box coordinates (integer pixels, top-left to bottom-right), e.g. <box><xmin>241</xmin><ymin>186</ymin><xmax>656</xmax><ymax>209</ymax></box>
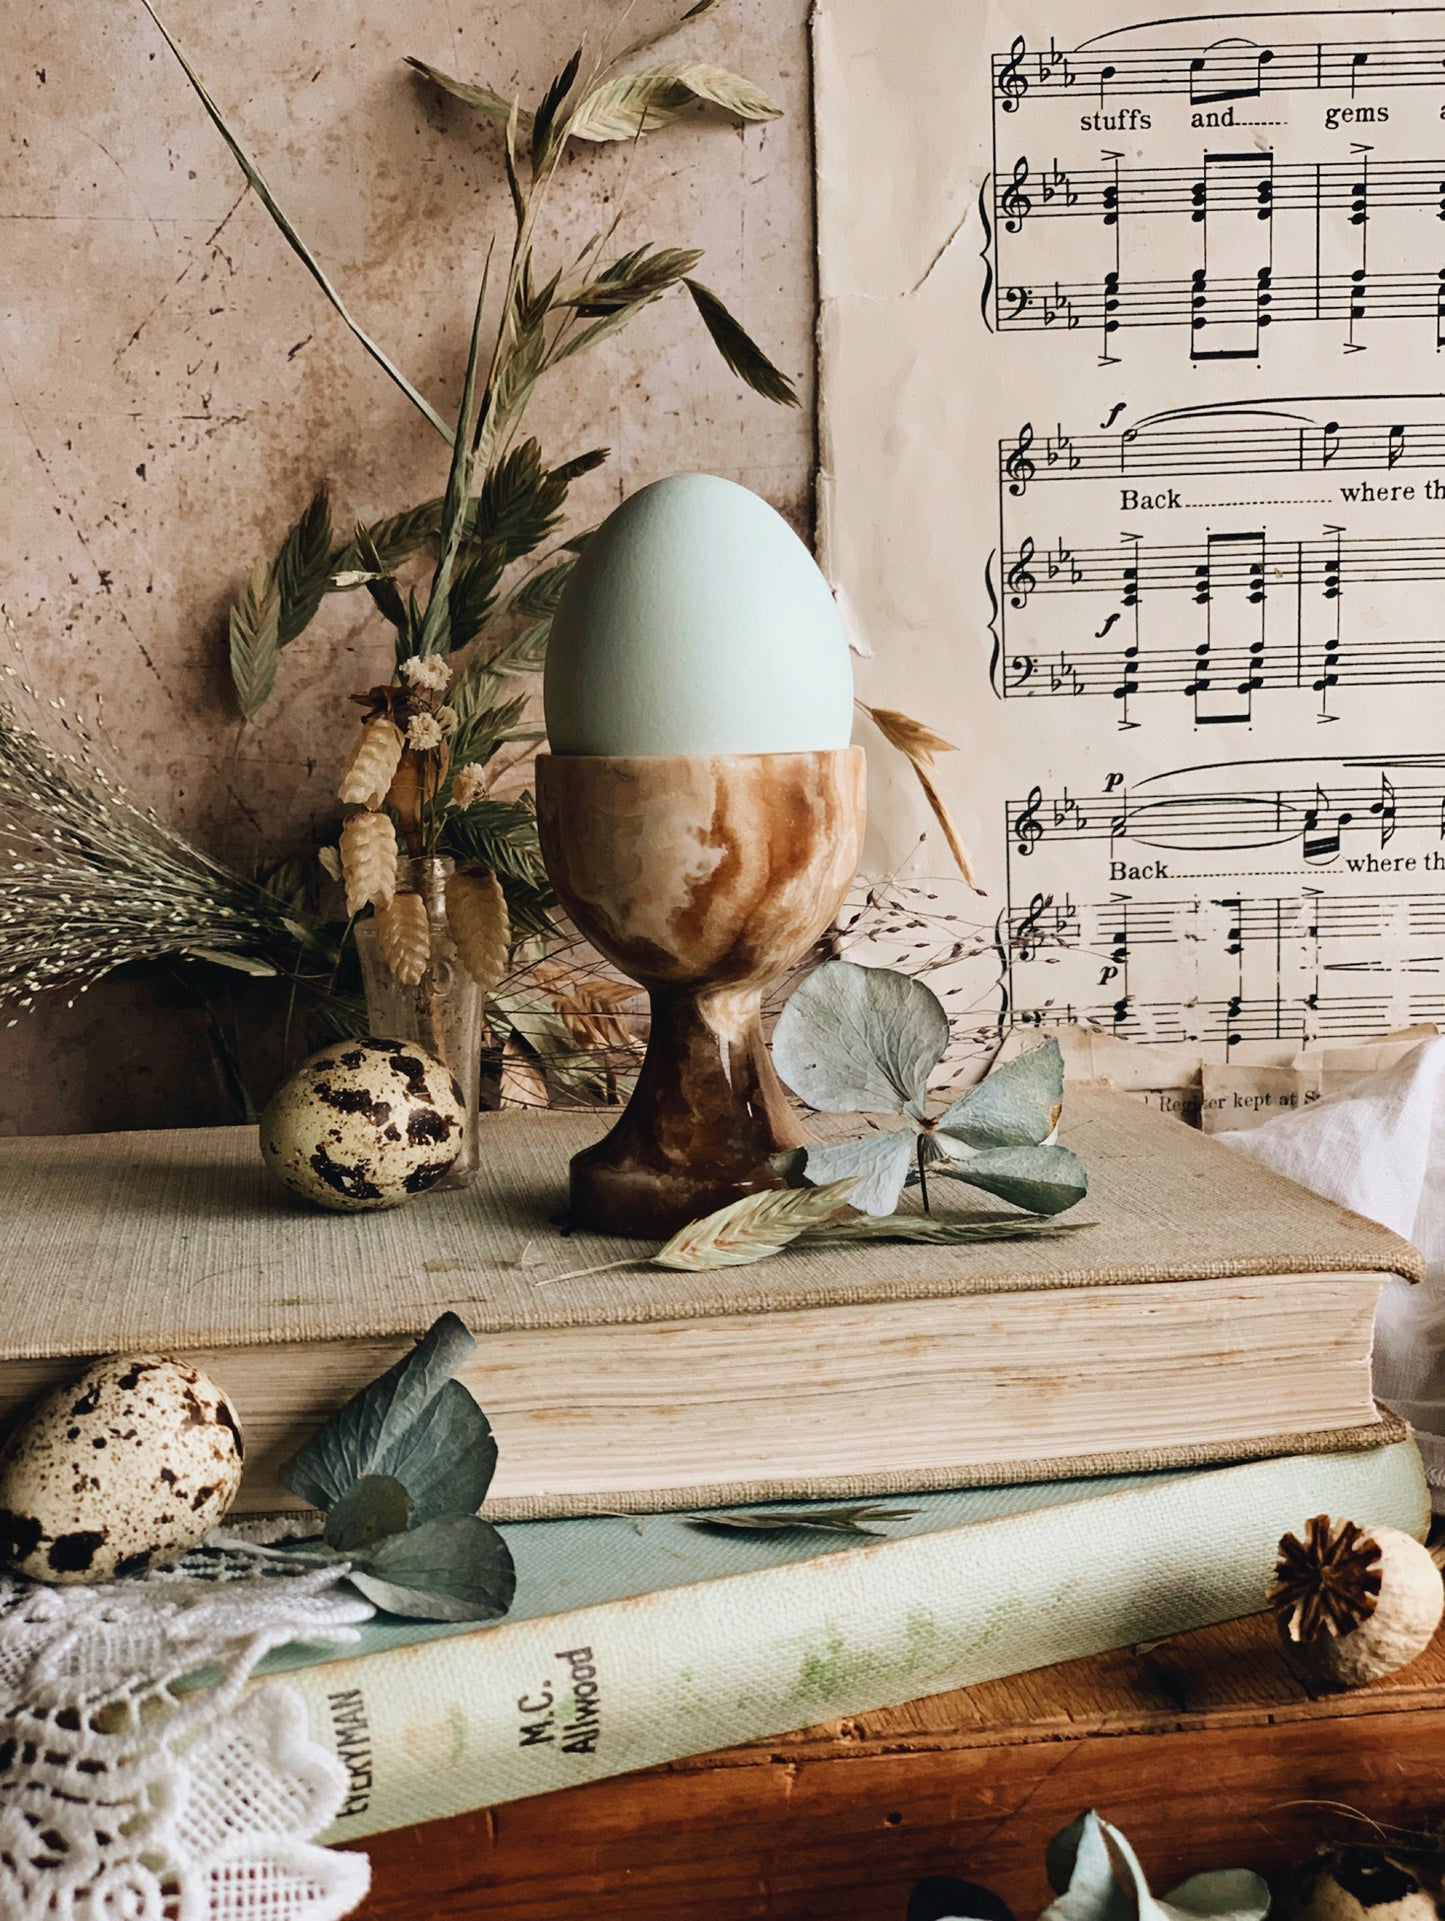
<box><xmin>0</xmin><ymin>0</ymin><xmax>814</xmax><ymax>1133</ymax></box>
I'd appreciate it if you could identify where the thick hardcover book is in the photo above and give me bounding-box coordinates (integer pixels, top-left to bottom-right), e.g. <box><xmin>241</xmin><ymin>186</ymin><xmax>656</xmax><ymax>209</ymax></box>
<box><xmin>0</xmin><ymin>1088</ymin><xmax>1420</xmax><ymax>1515</ymax></box>
<box><xmin>251</xmin><ymin>1439</ymin><xmax>1429</xmax><ymax>1842</ymax></box>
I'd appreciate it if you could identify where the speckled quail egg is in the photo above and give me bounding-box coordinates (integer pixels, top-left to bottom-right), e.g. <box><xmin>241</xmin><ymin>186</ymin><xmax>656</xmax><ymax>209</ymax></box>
<box><xmin>260</xmin><ymin>1036</ymin><xmax>467</xmax><ymax>1211</ymax></box>
<box><xmin>0</xmin><ymin>1355</ymin><xmax>244</xmax><ymax>1584</ymax></box>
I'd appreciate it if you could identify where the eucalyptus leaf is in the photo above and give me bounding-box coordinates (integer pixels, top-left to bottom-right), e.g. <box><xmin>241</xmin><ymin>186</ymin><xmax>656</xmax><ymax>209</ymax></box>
<box><xmin>688</xmin><ymin>1503</ymin><xmax>918</xmax><ymax>1536</ymax></box>
<box><xmin>349</xmin><ymin>1514</ymin><xmax>517</xmax><ymax>1622</ymax></box>
<box><xmin>773</xmin><ymin>960</ymin><xmax>948</xmax><ymax>1115</ymax></box>
<box><xmin>797</xmin><ymin>1130</ymin><xmax>915</xmax><ymax>1218</ymax></box>
<box><xmin>936</xmin><ymin>1038</ymin><xmax>1064</xmax><ymax>1151</ymax></box>
<box><xmin>278</xmin><ymin>1312</ymin><xmax>494</xmax><ymax>1516</ymax></box>
<box><xmin>931</xmin><ymin>1144</ymin><xmax>1088</xmax><ymax>1217</ymax></box>
<box><xmin>143</xmin><ymin>4</ymin><xmax>452</xmax><ymax>442</ymax></box>
<box><xmin>323</xmin><ymin>1473</ymin><xmax>413</xmax><ymax>1552</ymax></box>
<box><xmin>1043</xmin><ymin>1813</ymin><xmax>1268</xmax><ymax>1921</ymax></box>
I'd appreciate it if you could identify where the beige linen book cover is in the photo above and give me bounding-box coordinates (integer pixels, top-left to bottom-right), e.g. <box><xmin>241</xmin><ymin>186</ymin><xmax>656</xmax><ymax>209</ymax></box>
<box><xmin>0</xmin><ymin>1087</ymin><xmax>1420</xmax><ymax>1515</ymax></box>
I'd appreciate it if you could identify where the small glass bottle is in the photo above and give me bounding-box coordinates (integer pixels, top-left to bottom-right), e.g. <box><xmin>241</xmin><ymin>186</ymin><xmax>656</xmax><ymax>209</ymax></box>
<box><xmin>354</xmin><ymin>855</ymin><xmax>482</xmax><ymax>1187</ymax></box>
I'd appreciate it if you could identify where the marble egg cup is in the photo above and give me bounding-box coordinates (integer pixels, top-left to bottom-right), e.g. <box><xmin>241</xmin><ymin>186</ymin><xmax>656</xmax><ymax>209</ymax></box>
<box><xmin>535</xmin><ymin>747</ymin><xmax>866</xmax><ymax>1238</ymax></box>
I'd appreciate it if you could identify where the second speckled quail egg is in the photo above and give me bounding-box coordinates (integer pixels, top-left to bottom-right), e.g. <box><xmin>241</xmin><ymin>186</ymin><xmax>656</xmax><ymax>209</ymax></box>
<box><xmin>0</xmin><ymin>1354</ymin><xmax>244</xmax><ymax>1584</ymax></box>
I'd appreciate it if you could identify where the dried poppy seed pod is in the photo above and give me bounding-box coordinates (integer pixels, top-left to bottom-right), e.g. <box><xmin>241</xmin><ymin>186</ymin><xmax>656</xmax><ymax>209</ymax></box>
<box><xmin>1270</xmin><ymin>1515</ymin><xmax>1443</xmax><ymax>1689</ymax></box>
<box><xmin>338</xmin><ymin>716</ymin><xmax>405</xmax><ymax>809</ymax></box>
<box><xmin>1288</xmin><ymin>1845</ymin><xmax>1445</xmax><ymax>1921</ymax></box>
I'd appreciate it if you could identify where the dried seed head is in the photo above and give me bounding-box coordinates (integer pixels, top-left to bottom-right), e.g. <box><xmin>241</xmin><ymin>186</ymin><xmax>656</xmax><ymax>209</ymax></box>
<box><xmin>1270</xmin><ymin>1516</ymin><xmax>1443</xmax><ymax>1689</ymax></box>
<box><xmin>374</xmin><ymin>890</ymin><xmax>431</xmax><ymax>986</ymax></box>
<box><xmin>339</xmin><ymin>810</ymin><xmax>399</xmax><ymax>916</ymax></box>
<box><xmin>445</xmin><ymin>868</ymin><xmax>510</xmax><ymax>994</ymax></box>
<box><xmin>339</xmin><ymin>717</ymin><xmax>405</xmax><ymax>809</ymax></box>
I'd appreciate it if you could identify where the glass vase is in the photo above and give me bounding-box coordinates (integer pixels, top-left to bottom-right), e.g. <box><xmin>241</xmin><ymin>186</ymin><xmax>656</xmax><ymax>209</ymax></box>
<box><xmin>355</xmin><ymin>855</ymin><xmax>483</xmax><ymax>1188</ymax></box>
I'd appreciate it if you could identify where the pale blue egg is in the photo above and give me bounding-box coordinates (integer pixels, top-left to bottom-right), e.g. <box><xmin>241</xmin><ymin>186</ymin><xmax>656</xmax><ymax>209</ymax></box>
<box><xmin>543</xmin><ymin>473</ymin><xmax>854</xmax><ymax>756</ymax></box>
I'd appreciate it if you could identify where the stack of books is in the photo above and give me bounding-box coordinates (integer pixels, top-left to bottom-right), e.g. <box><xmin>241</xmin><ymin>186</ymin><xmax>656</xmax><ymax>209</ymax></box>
<box><xmin>0</xmin><ymin>1085</ymin><xmax>1427</xmax><ymax>1842</ymax></box>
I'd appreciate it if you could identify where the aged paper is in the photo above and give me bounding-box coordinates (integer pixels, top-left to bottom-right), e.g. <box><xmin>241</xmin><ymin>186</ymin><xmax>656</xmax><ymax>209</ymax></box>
<box><xmin>818</xmin><ymin>2</ymin><xmax>1445</xmax><ymax>1080</ymax></box>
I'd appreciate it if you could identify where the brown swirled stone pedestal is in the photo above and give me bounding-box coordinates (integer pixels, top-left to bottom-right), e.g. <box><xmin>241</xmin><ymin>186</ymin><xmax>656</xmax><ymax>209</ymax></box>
<box><xmin>534</xmin><ymin>749</ymin><xmax>866</xmax><ymax>1238</ymax></box>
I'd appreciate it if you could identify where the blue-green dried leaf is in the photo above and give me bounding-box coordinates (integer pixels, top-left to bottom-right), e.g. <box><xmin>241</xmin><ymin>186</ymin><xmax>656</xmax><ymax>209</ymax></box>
<box><xmin>936</xmin><ymin>1144</ymin><xmax>1087</xmax><ymax>1217</ymax></box>
<box><xmin>349</xmin><ymin>1514</ymin><xmax>517</xmax><ymax>1622</ymax></box>
<box><xmin>323</xmin><ymin>1474</ymin><xmax>413</xmax><ymax>1553</ymax></box>
<box><xmin>800</xmin><ymin>1131</ymin><xmax>915</xmax><ymax>1218</ymax></box>
<box><xmin>1044</xmin><ymin>1812</ymin><xmax>1267</xmax><ymax>1921</ymax></box>
<box><xmin>773</xmin><ymin>960</ymin><xmax>948</xmax><ymax>1115</ymax></box>
<box><xmin>279</xmin><ymin>1312</ymin><xmax>494</xmax><ymax>1515</ymax></box>
<box><xmin>936</xmin><ymin>1039</ymin><xmax>1064</xmax><ymax>1150</ymax></box>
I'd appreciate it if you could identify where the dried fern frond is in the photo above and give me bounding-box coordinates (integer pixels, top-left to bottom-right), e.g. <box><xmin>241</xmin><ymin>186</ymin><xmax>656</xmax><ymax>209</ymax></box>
<box><xmin>445</xmin><ymin>867</ymin><xmax>510</xmax><ymax>994</ymax></box>
<box><xmin>338</xmin><ymin>716</ymin><xmax>405</xmax><ymax>809</ymax></box>
<box><xmin>860</xmin><ymin>703</ymin><xmax>981</xmax><ymax>892</ymax></box>
<box><xmin>375</xmin><ymin>889</ymin><xmax>431</xmax><ymax>986</ymax></box>
<box><xmin>339</xmin><ymin>810</ymin><xmax>399</xmax><ymax>915</ymax></box>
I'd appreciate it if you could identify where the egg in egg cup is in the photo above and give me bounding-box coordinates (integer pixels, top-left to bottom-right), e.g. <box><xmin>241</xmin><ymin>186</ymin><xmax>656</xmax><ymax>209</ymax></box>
<box><xmin>536</xmin><ymin>473</ymin><xmax>864</xmax><ymax>1238</ymax></box>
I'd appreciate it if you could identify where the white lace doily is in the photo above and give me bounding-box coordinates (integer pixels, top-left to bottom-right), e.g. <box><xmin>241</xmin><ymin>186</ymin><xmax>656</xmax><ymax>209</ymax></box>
<box><xmin>0</xmin><ymin>1538</ymin><xmax>375</xmax><ymax>1921</ymax></box>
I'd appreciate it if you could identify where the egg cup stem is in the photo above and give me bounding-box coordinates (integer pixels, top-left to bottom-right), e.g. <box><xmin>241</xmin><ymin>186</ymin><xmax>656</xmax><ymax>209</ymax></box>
<box><xmin>535</xmin><ymin>749</ymin><xmax>866</xmax><ymax>1238</ymax></box>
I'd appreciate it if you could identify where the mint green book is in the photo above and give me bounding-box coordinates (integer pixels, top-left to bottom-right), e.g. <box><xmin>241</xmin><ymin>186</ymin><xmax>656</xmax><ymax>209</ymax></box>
<box><xmin>257</xmin><ymin>1436</ymin><xmax>1427</xmax><ymax>1843</ymax></box>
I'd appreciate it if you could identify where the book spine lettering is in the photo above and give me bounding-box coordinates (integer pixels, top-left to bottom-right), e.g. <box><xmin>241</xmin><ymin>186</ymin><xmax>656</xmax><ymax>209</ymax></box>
<box><xmin>281</xmin><ymin>1442</ymin><xmax>1426</xmax><ymax>1842</ymax></box>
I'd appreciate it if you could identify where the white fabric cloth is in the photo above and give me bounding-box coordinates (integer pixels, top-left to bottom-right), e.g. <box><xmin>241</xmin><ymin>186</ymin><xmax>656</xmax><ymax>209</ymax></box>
<box><xmin>1220</xmin><ymin>1035</ymin><xmax>1445</xmax><ymax>1508</ymax></box>
<box><xmin>0</xmin><ymin>1540</ymin><xmax>374</xmax><ymax>1921</ymax></box>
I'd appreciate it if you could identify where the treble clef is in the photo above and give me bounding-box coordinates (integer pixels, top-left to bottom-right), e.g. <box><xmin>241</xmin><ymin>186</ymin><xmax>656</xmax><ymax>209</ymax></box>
<box><xmin>1014</xmin><ymin>786</ymin><xmax>1045</xmax><ymax>857</ymax></box>
<box><xmin>1004</xmin><ymin>423</ymin><xmax>1036</xmax><ymax>496</ymax></box>
<box><xmin>997</xmin><ymin>36</ymin><xmax>1029</xmax><ymax>110</ymax></box>
<box><xmin>1015</xmin><ymin>891</ymin><xmax>1049</xmax><ymax>959</ymax></box>
<box><xmin>1000</xmin><ymin>157</ymin><xmax>1033</xmax><ymax>232</ymax></box>
<box><xmin>1006</xmin><ymin>536</ymin><xmax>1037</xmax><ymax>608</ymax></box>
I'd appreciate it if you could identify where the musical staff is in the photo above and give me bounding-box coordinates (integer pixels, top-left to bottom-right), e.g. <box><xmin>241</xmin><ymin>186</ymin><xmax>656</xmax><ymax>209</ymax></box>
<box><xmin>996</xmin><ymin>270</ymin><xmax>1445</xmax><ymax>345</ymax></box>
<box><xmin>999</xmin><ymin>415</ymin><xmax>1445</xmax><ymax>491</ymax></box>
<box><xmin>994</xmin><ymin>156</ymin><xmax>1445</xmax><ymax>226</ymax></box>
<box><xmin>992</xmin><ymin>36</ymin><xmax>1445</xmax><ymax>109</ymax></box>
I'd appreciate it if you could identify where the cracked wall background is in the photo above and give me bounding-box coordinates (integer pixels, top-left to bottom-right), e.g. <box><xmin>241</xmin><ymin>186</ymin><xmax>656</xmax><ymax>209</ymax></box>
<box><xmin>0</xmin><ymin>0</ymin><xmax>814</xmax><ymax>1134</ymax></box>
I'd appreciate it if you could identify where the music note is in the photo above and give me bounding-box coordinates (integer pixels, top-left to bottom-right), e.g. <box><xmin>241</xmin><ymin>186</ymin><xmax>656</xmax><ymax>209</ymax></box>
<box><xmin>1001</xmin><ymin>157</ymin><xmax>1033</xmax><ymax>232</ymax></box>
<box><xmin>1388</xmin><ymin>423</ymin><xmax>1406</xmax><ymax>468</ymax></box>
<box><xmin>1371</xmin><ymin>774</ymin><xmax>1397</xmax><ymax>846</ymax></box>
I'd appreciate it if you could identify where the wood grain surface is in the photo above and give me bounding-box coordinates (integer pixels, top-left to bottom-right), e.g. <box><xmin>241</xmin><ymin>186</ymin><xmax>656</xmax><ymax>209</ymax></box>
<box><xmin>348</xmin><ymin>1611</ymin><xmax>1445</xmax><ymax>1919</ymax></box>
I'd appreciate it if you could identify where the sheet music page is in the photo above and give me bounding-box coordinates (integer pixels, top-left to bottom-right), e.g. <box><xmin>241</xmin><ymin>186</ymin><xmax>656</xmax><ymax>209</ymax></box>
<box><xmin>816</xmin><ymin>2</ymin><xmax>1445</xmax><ymax>1076</ymax></box>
